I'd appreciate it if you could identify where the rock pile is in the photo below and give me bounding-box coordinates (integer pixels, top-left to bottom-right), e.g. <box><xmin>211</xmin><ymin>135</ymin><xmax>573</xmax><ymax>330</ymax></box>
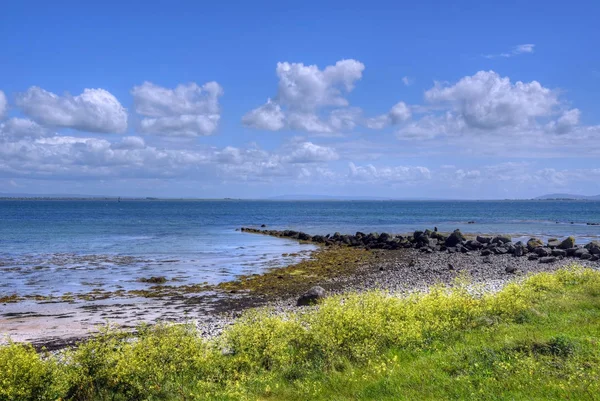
<box><xmin>240</xmin><ymin>227</ymin><xmax>600</xmax><ymax>263</ymax></box>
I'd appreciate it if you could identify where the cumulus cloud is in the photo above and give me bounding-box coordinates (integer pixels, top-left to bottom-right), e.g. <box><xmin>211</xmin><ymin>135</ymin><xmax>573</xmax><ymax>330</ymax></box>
<box><xmin>243</xmin><ymin>59</ymin><xmax>365</xmax><ymax>133</ymax></box>
<box><xmin>15</xmin><ymin>86</ymin><xmax>127</xmax><ymax>133</ymax></box>
<box><xmin>484</xmin><ymin>44</ymin><xmax>535</xmax><ymax>58</ymax></box>
<box><xmin>132</xmin><ymin>81</ymin><xmax>223</xmax><ymax>137</ymax></box>
<box><xmin>283</xmin><ymin>141</ymin><xmax>339</xmax><ymax>163</ymax></box>
<box><xmin>0</xmin><ymin>90</ymin><xmax>7</xmax><ymax>118</ymax></box>
<box><xmin>241</xmin><ymin>99</ymin><xmax>285</xmax><ymax>131</ymax></box>
<box><xmin>425</xmin><ymin>70</ymin><xmax>557</xmax><ymax>130</ymax></box>
<box><xmin>0</xmin><ymin>118</ymin><xmax>47</xmax><ymax>139</ymax></box>
<box><xmin>366</xmin><ymin>101</ymin><xmax>412</xmax><ymax>129</ymax></box>
<box><xmin>348</xmin><ymin>162</ymin><xmax>431</xmax><ymax>183</ymax></box>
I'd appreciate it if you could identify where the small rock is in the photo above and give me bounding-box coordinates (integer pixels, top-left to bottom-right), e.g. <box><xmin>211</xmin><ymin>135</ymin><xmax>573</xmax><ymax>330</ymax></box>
<box><xmin>551</xmin><ymin>249</ymin><xmax>566</xmax><ymax>257</ymax></box>
<box><xmin>528</xmin><ymin>254</ymin><xmax>539</xmax><ymax>261</ymax></box>
<box><xmin>445</xmin><ymin>229</ymin><xmax>466</xmax><ymax>247</ymax></box>
<box><xmin>483</xmin><ymin>256</ymin><xmax>492</xmax><ymax>264</ymax></box>
<box><xmin>297</xmin><ymin>286</ymin><xmax>326</xmax><ymax>306</ymax></box>
<box><xmin>476</xmin><ymin>235</ymin><xmax>492</xmax><ymax>244</ymax></box>
<box><xmin>505</xmin><ymin>265</ymin><xmax>517</xmax><ymax>274</ymax></box>
<box><xmin>261</xmin><ymin>224</ymin><xmax>267</xmax><ymax>228</ymax></box>
<box><xmin>534</xmin><ymin>247</ymin><xmax>551</xmax><ymax>257</ymax></box>
<box><xmin>585</xmin><ymin>241</ymin><xmax>600</xmax><ymax>255</ymax></box>
<box><xmin>447</xmin><ymin>263</ymin><xmax>454</xmax><ymax>270</ymax></box>
<box><xmin>481</xmin><ymin>249</ymin><xmax>492</xmax><ymax>256</ymax></box>
<box><xmin>575</xmin><ymin>248</ymin><xmax>590</xmax><ymax>259</ymax></box>
<box><xmin>492</xmin><ymin>235</ymin><xmax>512</xmax><ymax>244</ymax></box>
<box><xmin>539</xmin><ymin>256</ymin><xmax>557</xmax><ymax>264</ymax></box>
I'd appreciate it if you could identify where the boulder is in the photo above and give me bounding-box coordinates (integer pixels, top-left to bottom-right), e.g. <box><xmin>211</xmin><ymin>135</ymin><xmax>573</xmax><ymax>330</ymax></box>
<box><xmin>547</xmin><ymin>238</ymin><xmax>560</xmax><ymax>248</ymax></box>
<box><xmin>298</xmin><ymin>232</ymin><xmax>312</xmax><ymax>241</ymax></box>
<box><xmin>558</xmin><ymin>236</ymin><xmax>575</xmax><ymax>250</ymax></box>
<box><xmin>551</xmin><ymin>249</ymin><xmax>567</xmax><ymax>257</ymax></box>
<box><xmin>465</xmin><ymin>240</ymin><xmax>483</xmax><ymax>250</ymax></box>
<box><xmin>476</xmin><ymin>235</ymin><xmax>492</xmax><ymax>244</ymax></box>
<box><xmin>580</xmin><ymin>253</ymin><xmax>593</xmax><ymax>260</ymax></box>
<box><xmin>591</xmin><ymin>255</ymin><xmax>599</xmax><ymax>262</ymax></box>
<box><xmin>527</xmin><ymin>238</ymin><xmax>544</xmax><ymax>251</ymax></box>
<box><xmin>584</xmin><ymin>241</ymin><xmax>600</xmax><ymax>255</ymax></box>
<box><xmin>297</xmin><ymin>286</ymin><xmax>327</xmax><ymax>306</ymax></box>
<box><xmin>445</xmin><ymin>229</ymin><xmax>466</xmax><ymax>247</ymax></box>
<box><xmin>492</xmin><ymin>235</ymin><xmax>512</xmax><ymax>244</ymax></box>
<box><xmin>493</xmin><ymin>246</ymin><xmax>508</xmax><ymax>255</ymax></box>
<box><xmin>575</xmin><ymin>248</ymin><xmax>590</xmax><ymax>259</ymax></box>
<box><xmin>566</xmin><ymin>247</ymin><xmax>579</xmax><ymax>257</ymax></box>
<box><xmin>379</xmin><ymin>232</ymin><xmax>391</xmax><ymax>242</ymax></box>
<box><xmin>534</xmin><ymin>247</ymin><xmax>551</xmax><ymax>257</ymax></box>
<box><xmin>540</xmin><ymin>256</ymin><xmax>557</xmax><ymax>264</ymax></box>
<box><xmin>513</xmin><ymin>241</ymin><xmax>525</xmax><ymax>257</ymax></box>
<box><xmin>480</xmin><ymin>249</ymin><xmax>492</xmax><ymax>256</ymax></box>
<box><xmin>528</xmin><ymin>254</ymin><xmax>539</xmax><ymax>261</ymax></box>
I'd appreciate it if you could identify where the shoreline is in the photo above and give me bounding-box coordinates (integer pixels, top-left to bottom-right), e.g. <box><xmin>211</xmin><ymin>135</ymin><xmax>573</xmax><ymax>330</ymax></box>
<box><xmin>1</xmin><ymin>228</ymin><xmax>599</xmax><ymax>350</ymax></box>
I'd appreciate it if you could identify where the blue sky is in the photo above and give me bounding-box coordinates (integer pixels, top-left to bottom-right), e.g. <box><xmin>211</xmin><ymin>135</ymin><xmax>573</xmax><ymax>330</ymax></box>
<box><xmin>0</xmin><ymin>0</ymin><xmax>599</xmax><ymax>199</ymax></box>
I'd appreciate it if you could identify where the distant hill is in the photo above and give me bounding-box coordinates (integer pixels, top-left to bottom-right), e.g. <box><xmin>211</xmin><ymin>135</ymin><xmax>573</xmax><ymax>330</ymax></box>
<box><xmin>267</xmin><ymin>194</ymin><xmax>443</xmax><ymax>201</ymax></box>
<box><xmin>535</xmin><ymin>193</ymin><xmax>600</xmax><ymax>200</ymax></box>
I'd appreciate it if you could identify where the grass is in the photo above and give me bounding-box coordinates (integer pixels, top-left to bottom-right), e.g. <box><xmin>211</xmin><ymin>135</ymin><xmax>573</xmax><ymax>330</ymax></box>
<box><xmin>1</xmin><ymin>265</ymin><xmax>599</xmax><ymax>400</ymax></box>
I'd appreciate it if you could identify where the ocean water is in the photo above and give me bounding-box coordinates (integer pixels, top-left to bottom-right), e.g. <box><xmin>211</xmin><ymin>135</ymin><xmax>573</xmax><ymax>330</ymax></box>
<box><xmin>1</xmin><ymin>199</ymin><xmax>599</xmax><ymax>298</ymax></box>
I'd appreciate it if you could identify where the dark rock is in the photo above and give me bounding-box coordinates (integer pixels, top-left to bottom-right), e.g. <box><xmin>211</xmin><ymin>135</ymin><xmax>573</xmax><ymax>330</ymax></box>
<box><xmin>445</xmin><ymin>229</ymin><xmax>466</xmax><ymax>247</ymax></box>
<box><xmin>297</xmin><ymin>286</ymin><xmax>326</xmax><ymax>306</ymax></box>
<box><xmin>492</xmin><ymin>235</ymin><xmax>512</xmax><ymax>244</ymax></box>
<box><xmin>580</xmin><ymin>253</ymin><xmax>593</xmax><ymax>260</ymax></box>
<box><xmin>413</xmin><ymin>231</ymin><xmax>424</xmax><ymax>240</ymax></box>
<box><xmin>575</xmin><ymin>248</ymin><xmax>590</xmax><ymax>259</ymax></box>
<box><xmin>447</xmin><ymin>247</ymin><xmax>457</xmax><ymax>254</ymax></box>
<box><xmin>591</xmin><ymin>255</ymin><xmax>599</xmax><ymax>262</ymax></box>
<box><xmin>465</xmin><ymin>240</ymin><xmax>483</xmax><ymax>250</ymax></box>
<box><xmin>540</xmin><ymin>256</ymin><xmax>557</xmax><ymax>264</ymax></box>
<box><xmin>566</xmin><ymin>247</ymin><xmax>579</xmax><ymax>257</ymax></box>
<box><xmin>480</xmin><ymin>249</ymin><xmax>492</xmax><ymax>256</ymax></box>
<box><xmin>528</xmin><ymin>254</ymin><xmax>539</xmax><ymax>261</ymax></box>
<box><xmin>534</xmin><ymin>247</ymin><xmax>551</xmax><ymax>257</ymax></box>
<box><xmin>493</xmin><ymin>246</ymin><xmax>508</xmax><ymax>255</ymax></box>
<box><xmin>447</xmin><ymin>263</ymin><xmax>454</xmax><ymax>270</ymax></box>
<box><xmin>459</xmin><ymin>245</ymin><xmax>469</xmax><ymax>253</ymax></box>
<box><xmin>298</xmin><ymin>232</ymin><xmax>312</xmax><ymax>241</ymax></box>
<box><xmin>558</xmin><ymin>236</ymin><xmax>575</xmax><ymax>249</ymax></box>
<box><xmin>312</xmin><ymin>235</ymin><xmax>325</xmax><ymax>243</ymax></box>
<box><xmin>514</xmin><ymin>241</ymin><xmax>525</xmax><ymax>257</ymax></box>
<box><xmin>476</xmin><ymin>235</ymin><xmax>492</xmax><ymax>244</ymax></box>
<box><xmin>505</xmin><ymin>265</ymin><xmax>517</xmax><ymax>274</ymax></box>
<box><xmin>527</xmin><ymin>238</ymin><xmax>544</xmax><ymax>251</ymax></box>
<box><xmin>467</xmin><ymin>221</ymin><xmax>475</xmax><ymax>224</ymax></box>
<box><xmin>482</xmin><ymin>256</ymin><xmax>492</xmax><ymax>264</ymax></box>
<box><xmin>551</xmin><ymin>249</ymin><xmax>567</xmax><ymax>257</ymax></box>
<box><xmin>585</xmin><ymin>241</ymin><xmax>600</xmax><ymax>255</ymax></box>
<box><xmin>587</xmin><ymin>222</ymin><xmax>600</xmax><ymax>226</ymax></box>
<box><xmin>379</xmin><ymin>232</ymin><xmax>391</xmax><ymax>242</ymax></box>
<box><xmin>547</xmin><ymin>238</ymin><xmax>560</xmax><ymax>248</ymax></box>
<box><xmin>355</xmin><ymin>231</ymin><xmax>366</xmax><ymax>238</ymax></box>
<box><xmin>260</xmin><ymin>224</ymin><xmax>267</xmax><ymax>228</ymax></box>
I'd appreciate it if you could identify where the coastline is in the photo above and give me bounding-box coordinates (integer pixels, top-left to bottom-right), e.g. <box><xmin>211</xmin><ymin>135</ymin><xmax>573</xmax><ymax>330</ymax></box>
<box><xmin>2</xmin><ymin>228</ymin><xmax>599</xmax><ymax>351</ymax></box>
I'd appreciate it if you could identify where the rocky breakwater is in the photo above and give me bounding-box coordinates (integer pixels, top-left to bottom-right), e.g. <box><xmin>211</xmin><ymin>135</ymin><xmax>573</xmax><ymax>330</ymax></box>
<box><xmin>240</xmin><ymin>227</ymin><xmax>600</xmax><ymax>264</ymax></box>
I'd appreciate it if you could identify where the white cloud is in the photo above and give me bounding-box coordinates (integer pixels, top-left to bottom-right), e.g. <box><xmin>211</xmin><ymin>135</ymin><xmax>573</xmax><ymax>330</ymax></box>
<box><xmin>348</xmin><ymin>162</ymin><xmax>431</xmax><ymax>183</ymax></box>
<box><xmin>0</xmin><ymin>90</ymin><xmax>7</xmax><ymax>118</ymax></box>
<box><xmin>243</xmin><ymin>59</ymin><xmax>365</xmax><ymax>133</ymax></box>
<box><xmin>132</xmin><ymin>81</ymin><xmax>223</xmax><ymax>137</ymax></box>
<box><xmin>546</xmin><ymin>108</ymin><xmax>581</xmax><ymax>134</ymax></box>
<box><xmin>284</xmin><ymin>141</ymin><xmax>339</xmax><ymax>163</ymax></box>
<box><xmin>425</xmin><ymin>70</ymin><xmax>557</xmax><ymax>130</ymax></box>
<box><xmin>402</xmin><ymin>76</ymin><xmax>413</xmax><ymax>86</ymax></box>
<box><xmin>16</xmin><ymin>86</ymin><xmax>127</xmax><ymax>133</ymax></box>
<box><xmin>366</xmin><ymin>101</ymin><xmax>412</xmax><ymax>129</ymax></box>
<box><xmin>0</xmin><ymin>118</ymin><xmax>47</xmax><ymax>139</ymax></box>
<box><xmin>484</xmin><ymin>44</ymin><xmax>535</xmax><ymax>59</ymax></box>
<box><xmin>241</xmin><ymin>99</ymin><xmax>285</xmax><ymax>131</ymax></box>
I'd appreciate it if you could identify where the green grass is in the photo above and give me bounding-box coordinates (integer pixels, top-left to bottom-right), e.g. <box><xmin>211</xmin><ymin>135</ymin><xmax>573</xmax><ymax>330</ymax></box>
<box><xmin>1</xmin><ymin>265</ymin><xmax>600</xmax><ymax>400</ymax></box>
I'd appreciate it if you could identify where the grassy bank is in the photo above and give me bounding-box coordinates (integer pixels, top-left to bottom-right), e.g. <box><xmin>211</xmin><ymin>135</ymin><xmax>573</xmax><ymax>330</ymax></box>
<box><xmin>1</xmin><ymin>266</ymin><xmax>599</xmax><ymax>400</ymax></box>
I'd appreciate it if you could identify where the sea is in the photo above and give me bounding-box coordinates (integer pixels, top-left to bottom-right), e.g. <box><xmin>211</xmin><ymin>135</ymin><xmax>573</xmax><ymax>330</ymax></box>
<box><xmin>1</xmin><ymin>199</ymin><xmax>599</xmax><ymax>298</ymax></box>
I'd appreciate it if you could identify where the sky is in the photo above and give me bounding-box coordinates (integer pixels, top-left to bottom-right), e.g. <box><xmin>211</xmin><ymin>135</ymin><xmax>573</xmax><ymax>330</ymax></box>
<box><xmin>0</xmin><ymin>0</ymin><xmax>599</xmax><ymax>199</ymax></box>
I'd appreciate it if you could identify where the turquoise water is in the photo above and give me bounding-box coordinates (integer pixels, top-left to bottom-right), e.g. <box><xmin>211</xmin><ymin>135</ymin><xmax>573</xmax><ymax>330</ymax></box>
<box><xmin>1</xmin><ymin>200</ymin><xmax>599</xmax><ymax>297</ymax></box>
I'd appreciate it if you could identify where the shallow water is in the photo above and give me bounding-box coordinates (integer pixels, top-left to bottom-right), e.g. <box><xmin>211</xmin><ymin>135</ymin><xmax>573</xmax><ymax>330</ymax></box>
<box><xmin>1</xmin><ymin>199</ymin><xmax>599</xmax><ymax>298</ymax></box>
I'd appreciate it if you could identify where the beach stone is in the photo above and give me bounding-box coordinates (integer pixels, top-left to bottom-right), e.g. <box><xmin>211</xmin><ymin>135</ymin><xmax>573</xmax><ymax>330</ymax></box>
<box><xmin>547</xmin><ymin>238</ymin><xmax>560</xmax><ymax>248</ymax></box>
<box><xmin>574</xmin><ymin>248</ymin><xmax>590</xmax><ymax>259</ymax></box>
<box><xmin>528</xmin><ymin>254</ymin><xmax>539</xmax><ymax>261</ymax></box>
<box><xmin>297</xmin><ymin>286</ymin><xmax>326</xmax><ymax>306</ymax></box>
<box><xmin>558</xmin><ymin>236</ymin><xmax>575</xmax><ymax>249</ymax></box>
<box><xmin>566</xmin><ymin>247</ymin><xmax>579</xmax><ymax>257</ymax></box>
<box><xmin>540</xmin><ymin>256</ymin><xmax>557</xmax><ymax>264</ymax></box>
<box><xmin>534</xmin><ymin>247</ymin><xmax>551</xmax><ymax>257</ymax></box>
<box><xmin>480</xmin><ymin>249</ymin><xmax>492</xmax><ymax>256</ymax></box>
<box><xmin>483</xmin><ymin>256</ymin><xmax>492</xmax><ymax>264</ymax></box>
<box><xmin>591</xmin><ymin>255</ymin><xmax>599</xmax><ymax>262</ymax></box>
<box><xmin>527</xmin><ymin>238</ymin><xmax>544</xmax><ymax>251</ymax></box>
<box><xmin>585</xmin><ymin>241</ymin><xmax>600</xmax><ymax>255</ymax></box>
<box><xmin>494</xmin><ymin>246</ymin><xmax>508</xmax><ymax>255</ymax></box>
<box><xmin>445</xmin><ymin>229</ymin><xmax>466</xmax><ymax>247</ymax></box>
<box><xmin>505</xmin><ymin>265</ymin><xmax>517</xmax><ymax>274</ymax></box>
<box><xmin>465</xmin><ymin>240</ymin><xmax>483</xmax><ymax>250</ymax></box>
<box><xmin>476</xmin><ymin>235</ymin><xmax>492</xmax><ymax>244</ymax></box>
<box><xmin>551</xmin><ymin>249</ymin><xmax>567</xmax><ymax>257</ymax></box>
<box><xmin>298</xmin><ymin>232</ymin><xmax>312</xmax><ymax>241</ymax></box>
<box><xmin>492</xmin><ymin>235</ymin><xmax>512</xmax><ymax>244</ymax></box>
<box><xmin>513</xmin><ymin>241</ymin><xmax>525</xmax><ymax>257</ymax></box>
<box><xmin>580</xmin><ymin>252</ymin><xmax>593</xmax><ymax>260</ymax></box>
